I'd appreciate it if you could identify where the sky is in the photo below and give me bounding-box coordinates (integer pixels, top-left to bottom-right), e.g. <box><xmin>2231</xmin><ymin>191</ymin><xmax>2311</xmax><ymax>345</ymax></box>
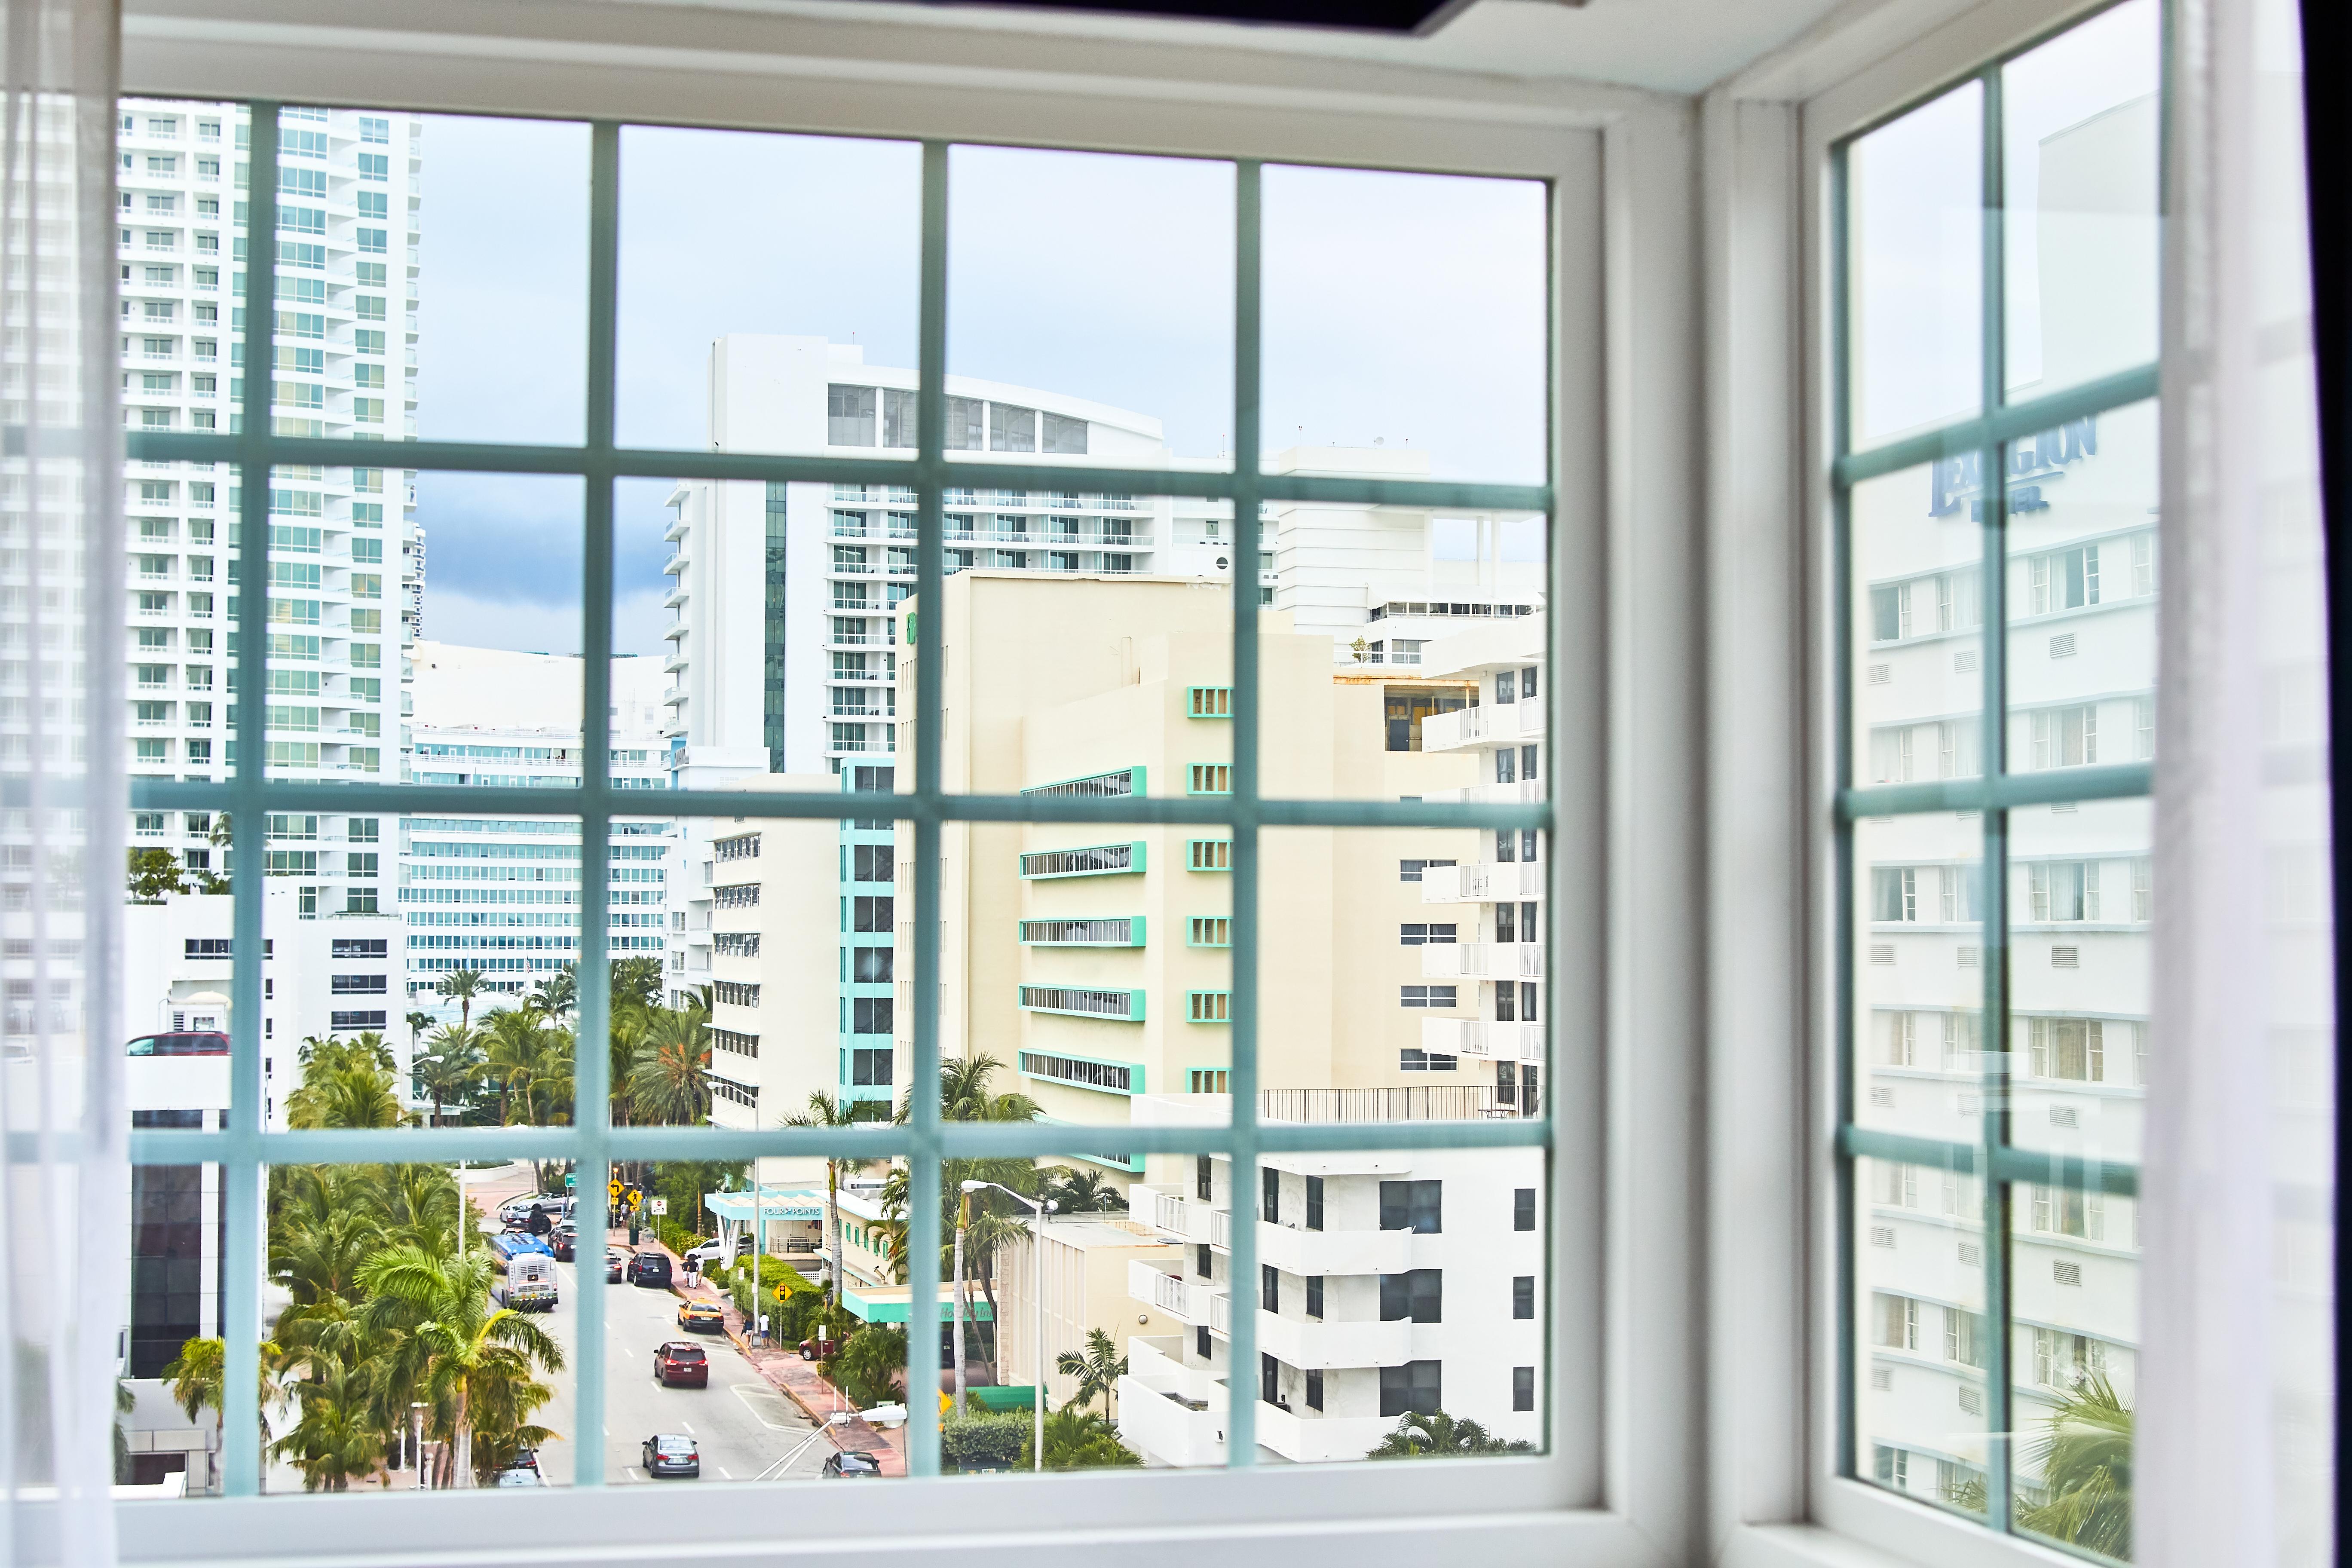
<box><xmin>407</xmin><ymin>120</ymin><xmax>1550</xmax><ymax>658</ymax></box>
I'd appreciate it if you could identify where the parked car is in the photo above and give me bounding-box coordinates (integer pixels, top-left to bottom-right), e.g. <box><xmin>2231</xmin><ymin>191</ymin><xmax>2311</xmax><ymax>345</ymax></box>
<box><xmin>509</xmin><ymin>1447</ymin><xmax>540</xmax><ymax>1475</ymax></box>
<box><xmin>798</xmin><ymin>1337</ymin><xmax>840</xmax><ymax>1361</ymax></box>
<box><xmin>822</xmin><ymin>1450</ymin><xmax>883</xmax><ymax>1479</ymax></box>
<box><xmin>627</xmin><ymin>1250</ymin><xmax>672</xmax><ymax>1288</ymax></box>
<box><xmin>640</xmin><ymin>1434</ymin><xmax>699</xmax><ymax>1478</ymax></box>
<box><xmin>125</xmin><ymin>1032</ymin><xmax>230</xmax><ymax>1057</ymax></box>
<box><xmin>676</xmin><ymin>1301</ymin><xmax>725</xmax><ymax>1334</ymax></box>
<box><xmin>494</xmin><ymin>1467</ymin><xmax>544</xmax><ymax>1488</ymax></box>
<box><xmin>605</xmin><ymin>1246</ymin><xmax>629</xmax><ymax>1283</ymax></box>
<box><xmin>680</xmin><ymin>1235</ymin><xmax>753</xmax><ymax>1271</ymax></box>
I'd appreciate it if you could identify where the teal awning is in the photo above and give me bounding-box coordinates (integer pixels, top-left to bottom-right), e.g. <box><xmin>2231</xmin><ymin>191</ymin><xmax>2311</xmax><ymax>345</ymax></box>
<box><xmin>704</xmin><ymin>1185</ymin><xmax>825</xmax><ymax>1223</ymax></box>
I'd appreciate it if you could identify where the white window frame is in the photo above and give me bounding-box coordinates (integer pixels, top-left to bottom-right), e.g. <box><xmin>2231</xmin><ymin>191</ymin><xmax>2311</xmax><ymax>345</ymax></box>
<box><xmin>1706</xmin><ymin>2</ymin><xmax>2156</xmax><ymax>1568</ymax></box>
<box><xmin>93</xmin><ymin>4</ymin><xmax>1669</xmax><ymax>1566</ymax></box>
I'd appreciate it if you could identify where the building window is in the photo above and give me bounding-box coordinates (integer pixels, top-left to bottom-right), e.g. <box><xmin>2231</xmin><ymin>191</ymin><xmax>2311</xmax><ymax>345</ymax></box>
<box><xmin>1378</xmin><ymin>1269</ymin><xmax>1441</xmax><ymax>1323</ymax></box>
<box><xmin>1378</xmin><ymin>1361</ymin><xmax>1442</xmax><ymax>1419</ymax></box>
<box><xmin>1513</xmin><ymin>1276</ymin><xmax>1534</xmax><ymax>1320</ymax></box>
<box><xmin>1378</xmin><ymin>1180</ymin><xmax>1442</xmax><ymax>1234</ymax></box>
<box><xmin>1305</xmin><ymin>1175</ymin><xmax>1323</xmax><ymax>1231</ymax></box>
<box><xmin>1512</xmin><ymin>1367</ymin><xmax>1534</xmax><ymax>1412</ymax></box>
<box><xmin>1834</xmin><ymin>11</ymin><xmax>2162</xmax><ymax>1540</ymax></box>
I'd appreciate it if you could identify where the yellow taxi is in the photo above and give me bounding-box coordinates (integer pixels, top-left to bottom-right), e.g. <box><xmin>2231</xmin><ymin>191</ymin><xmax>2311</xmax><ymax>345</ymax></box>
<box><xmin>676</xmin><ymin>1300</ymin><xmax>726</xmax><ymax>1334</ymax></box>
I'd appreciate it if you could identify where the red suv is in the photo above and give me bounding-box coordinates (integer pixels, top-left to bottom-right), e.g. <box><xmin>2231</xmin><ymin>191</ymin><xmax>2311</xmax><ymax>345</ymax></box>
<box><xmin>652</xmin><ymin>1341</ymin><xmax>708</xmax><ymax>1388</ymax></box>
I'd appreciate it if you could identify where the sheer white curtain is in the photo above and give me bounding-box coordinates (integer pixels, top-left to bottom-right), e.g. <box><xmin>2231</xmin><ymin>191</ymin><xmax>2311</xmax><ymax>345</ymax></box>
<box><xmin>0</xmin><ymin>0</ymin><xmax>122</xmax><ymax>1563</ymax></box>
<box><xmin>2144</xmin><ymin>1</ymin><xmax>2335</xmax><ymax>1565</ymax></box>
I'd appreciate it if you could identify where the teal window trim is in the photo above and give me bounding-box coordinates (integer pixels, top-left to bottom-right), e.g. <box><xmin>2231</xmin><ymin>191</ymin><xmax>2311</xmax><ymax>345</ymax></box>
<box><xmin>1016</xmin><ymin>984</ymin><xmax>1147</xmax><ymax>1023</ymax></box>
<box><xmin>1015</xmin><ymin>1045</ymin><xmax>1146</xmax><ymax>1093</ymax></box>
<box><xmin>1017</xmin><ymin>841</ymin><xmax>1146</xmax><ymax>879</ymax></box>
<box><xmin>1034</xmin><ymin>1118</ymin><xmax>1148</xmax><ymax>1173</ymax></box>
<box><xmin>1017</xmin><ymin>916</ymin><xmax>1146</xmax><ymax>947</ymax></box>
<box><xmin>1021</xmin><ymin>765</ymin><xmax>1145</xmax><ymax>799</ymax></box>
<box><xmin>1187</xmin><ymin>685</ymin><xmax>1233</xmax><ymax>719</ymax></box>
<box><xmin>1186</xmin><ymin>837</ymin><xmax>1233</xmax><ymax>871</ymax></box>
<box><xmin>1829</xmin><ymin>19</ymin><xmax>2158</xmax><ymax>1540</ymax></box>
<box><xmin>1186</xmin><ymin>762</ymin><xmax>1233</xmax><ymax>796</ymax></box>
<box><xmin>1186</xmin><ymin>989</ymin><xmax>1232</xmax><ymax>1023</ymax></box>
<box><xmin>118</xmin><ymin>115</ymin><xmax>1557</xmax><ymax>1494</ymax></box>
<box><xmin>1186</xmin><ymin>916</ymin><xmax>1232</xmax><ymax>948</ymax></box>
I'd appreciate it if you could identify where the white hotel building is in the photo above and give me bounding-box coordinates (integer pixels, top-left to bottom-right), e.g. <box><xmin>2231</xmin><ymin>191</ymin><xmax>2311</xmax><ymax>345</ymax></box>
<box><xmin>401</xmin><ymin>643</ymin><xmax>673</xmax><ymax>1020</ymax></box>
<box><xmin>116</xmin><ymin>99</ymin><xmax>423</xmax><ymax>919</ymax></box>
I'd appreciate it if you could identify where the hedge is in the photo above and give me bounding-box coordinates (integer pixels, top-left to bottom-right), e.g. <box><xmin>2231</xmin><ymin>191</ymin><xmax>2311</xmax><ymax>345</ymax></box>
<box><xmin>941</xmin><ymin>1411</ymin><xmax>1030</xmax><ymax>1473</ymax></box>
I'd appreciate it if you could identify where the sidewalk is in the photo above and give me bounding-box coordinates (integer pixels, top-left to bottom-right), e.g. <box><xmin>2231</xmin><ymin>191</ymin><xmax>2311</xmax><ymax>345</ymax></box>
<box><xmin>659</xmin><ymin>1241</ymin><xmax>910</xmax><ymax>1476</ymax></box>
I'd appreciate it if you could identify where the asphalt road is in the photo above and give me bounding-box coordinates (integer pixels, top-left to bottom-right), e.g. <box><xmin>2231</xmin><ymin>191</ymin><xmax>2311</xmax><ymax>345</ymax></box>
<box><xmin>526</xmin><ymin>1248</ymin><xmax>829</xmax><ymax>1487</ymax></box>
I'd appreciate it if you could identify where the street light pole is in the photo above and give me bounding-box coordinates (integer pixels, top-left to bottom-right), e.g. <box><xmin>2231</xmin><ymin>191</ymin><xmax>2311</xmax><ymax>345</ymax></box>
<box><xmin>963</xmin><ymin>1181</ymin><xmax>1057</xmax><ymax>1471</ymax></box>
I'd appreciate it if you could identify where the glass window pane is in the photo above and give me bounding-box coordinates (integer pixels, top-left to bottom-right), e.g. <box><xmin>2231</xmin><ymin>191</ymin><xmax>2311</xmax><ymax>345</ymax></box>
<box><xmin>2007</xmin><ymin>797</ymin><xmax>2150</xmax><ymax>1164</ymax></box>
<box><xmin>1262</xmin><ymin>165</ymin><xmax>1547</xmax><ymax>485</ymax></box>
<box><xmin>1851</xmin><ymin>460</ymin><xmax>1984</xmax><ymax>787</ymax></box>
<box><xmin>947</xmin><ymin>147</ymin><xmax>1232</xmax><ymax>470</ymax></box>
<box><xmin>1851</xmin><ymin>817</ymin><xmax>1985</xmax><ymax>1138</ymax></box>
<box><xmin>121</xmin><ymin>458</ymin><xmax>237</xmax><ymax>790</ymax></box>
<box><xmin>2006</xmin><ymin>1180</ymin><xmax>2137</xmax><ymax>1559</ymax></box>
<box><xmin>2003</xmin><ymin>398</ymin><xmax>2158</xmax><ymax>776</ymax></box>
<box><xmin>1848</xmin><ymin>80</ymin><xmax>1984</xmax><ymax>449</ymax></box>
<box><xmin>400</xmin><ymin>112</ymin><xmax>589</xmax><ymax>447</ymax></box>
<box><xmin>1855</xmin><ymin>1156</ymin><xmax>1990</xmax><ymax>1519</ymax></box>
<box><xmin>1262</xmin><ymin>827</ymin><xmax>1538</xmax><ymax>1121</ymax></box>
<box><xmin>2001</xmin><ymin>0</ymin><xmax>2161</xmax><ymax>402</ymax></box>
<box><xmin>616</xmin><ymin>127</ymin><xmax>920</xmax><ymax>455</ymax></box>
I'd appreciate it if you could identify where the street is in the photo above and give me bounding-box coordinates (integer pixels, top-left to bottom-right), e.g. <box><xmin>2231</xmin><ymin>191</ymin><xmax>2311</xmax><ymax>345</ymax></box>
<box><xmin>528</xmin><ymin>1247</ymin><xmax>830</xmax><ymax>1486</ymax></box>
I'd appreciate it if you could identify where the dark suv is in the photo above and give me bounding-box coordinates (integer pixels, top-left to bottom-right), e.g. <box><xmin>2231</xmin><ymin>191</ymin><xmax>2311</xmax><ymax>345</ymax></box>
<box><xmin>652</xmin><ymin>1341</ymin><xmax>708</xmax><ymax>1388</ymax></box>
<box><xmin>627</xmin><ymin>1250</ymin><xmax>672</xmax><ymax>1288</ymax></box>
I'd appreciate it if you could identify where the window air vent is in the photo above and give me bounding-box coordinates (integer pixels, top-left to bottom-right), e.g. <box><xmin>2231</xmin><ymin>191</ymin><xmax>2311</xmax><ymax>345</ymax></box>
<box><xmin>2049</xmin><ymin>1105</ymin><xmax>2080</xmax><ymax>1129</ymax></box>
<box><xmin>1869</xmin><ymin>944</ymin><xmax>1895</xmax><ymax>966</ymax></box>
<box><xmin>1871</xmin><ymin>1367</ymin><xmax>1893</xmax><ymax>1391</ymax></box>
<box><xmin>1867</xmin><ymin>664</ymin><xmax>1891</xmax><ymax>685</ymax></box>
<box><xmin>1958</xmin><ymin>946</ymin><xmax>1980</xmax><ymax>967</ymax></box>
<box><xmin>2049</xmin><ymin>632</ymin><xmax>2077</xmax><ymax>658</ymax></box>
<box><xmin>2054</xmin><ymin>1261</ymin><xmax>2082</xmax><ymax>1286</ymax></box>
<box><xmin>2052</xmin><ymin>946</ymin><xmax>2080</xmax><ymax>968</ymax></box>
<box><xmin>1869</xmin><ymin>1087</ymin><xmax>1895</xmax><ymax>1108</ymax></box>
<box><xmin>1954</xmin><ymin>649</ymin><xmax>1979</xmax><ymax>673</ymax></box>
<box><xmin>1959</xmin><ymin>1386</ymin><xmax>1985</xmax><ymax>1416</ymax></box>
<box><xmin>1870</xmin><ymin>1226</ymin><xmax>1896</xmax><ymax>1249</ymax></box>
<box><xmin>1958</xmin><ymin>1242</ymin><xmax>1981</xmax><ymax>1267</ymax></box>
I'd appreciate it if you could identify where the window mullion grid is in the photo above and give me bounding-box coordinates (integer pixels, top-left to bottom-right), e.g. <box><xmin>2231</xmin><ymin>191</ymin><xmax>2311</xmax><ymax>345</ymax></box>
<box><xmin>904</xmin><ymin>138</ymin><xmax>951</xmax><ymax>1480</ymax></box>
<box><xmin>1975</xmin><ymin>58</ymin><xmax>2016</xmax><ymax>1534</ymax></box>
<box><xmin>219</xmin><ymin>100</ymin><xmax>281</xmax><ymax>1501</ymax></box>
<box><xmin>566</xmin><ymin>118</ymin><xmax>625</xmax><ymax>1490</ymax></box>
<box><xmin>1223</xmin><ymin>159</ymin><xmax>1263</xmax><ymax>1471</ymax></box>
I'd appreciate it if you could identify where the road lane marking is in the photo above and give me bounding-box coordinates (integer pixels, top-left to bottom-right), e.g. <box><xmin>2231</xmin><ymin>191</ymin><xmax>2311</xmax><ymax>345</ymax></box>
<box><xmin>680</xmin><ymin>1420</ymin><xmax>694</xmax><ymax>1434</ymax></box>
<box><xmin>717</xmin><ymin>1466</ymin><xmax>732</xmax><ymax>1479</ymax></box>
<box><xmin>729</xmin><ymin>1384</ymin><xmax>803</xmax><ymax>1430</ymax></box>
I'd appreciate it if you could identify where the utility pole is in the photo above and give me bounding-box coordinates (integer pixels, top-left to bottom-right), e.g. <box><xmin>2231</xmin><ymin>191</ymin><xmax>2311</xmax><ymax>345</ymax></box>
<box><xmin>952</xmin><ymin>1188</ymin><xmax>970</xmax><ymax>1414</ymax></box>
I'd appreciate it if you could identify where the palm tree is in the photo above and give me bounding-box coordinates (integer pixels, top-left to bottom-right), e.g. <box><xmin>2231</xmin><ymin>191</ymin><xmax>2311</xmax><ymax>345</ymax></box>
<box><xmin>161</xmin><ymin>1335</ymin><xmax>282</xmax><ymax>1477</ymax></box>
<box><xmin>1041</xmin><ymin>1167</ymin><xmax>1126</xmax><ymax>1213</ymax></box>
<box><xmin>2015</xmin><ymin>1374</ymin><xmax>2132</xmax><ymax>1559</ymax></box>
<box><xmin>529</xmin><ymin>966</ymin><xmax>577</xmax><ymax>1020</ymax></box>
<box><xmin>273</xmin><ymin>1339</ymin><xmax>389</xmax><ymax>1491</ymax></box>
<box><xmin>359</xmin><ymin>1244</ymin><xmax>565</xmax><ymax>1487</ymax></box>
<box><xmin>1020</xmin><ymin>1406</ymin><xmax>1140</xmax><ymax>1470</ymax></box>
<box><xmin>783</xmin><ymin>1091</ymin><xmax>867</xmax><ymax>1304</ymax></box>
<box><xmin>1055</xmin><ymin>1326</ymin><xmax>1129</xmax><ymax>1417</ymax></box>
<box><xmin>415</xmin><ymin>1024</ymin><xmax>484</xmax><ymax>1128</ymax></box>
<box><xmin>437</xmin><ymin>968</ymin><xmax>487</xmax><ymax>1032</ymax></box>
<box><xmin>1365</xmin><ymin>1408</ymin><xmax>1535</xmax><ymax>1459</ymax></box>
<box><xmin>626</xmin><ymin>1006</ymin><xmax>711</xmax><ymax>1126</ymax></box>
<box><xmin>912</xmin><ymin>1052</ymin><xmax>1044</xmax><ymax>1124</ymax></box>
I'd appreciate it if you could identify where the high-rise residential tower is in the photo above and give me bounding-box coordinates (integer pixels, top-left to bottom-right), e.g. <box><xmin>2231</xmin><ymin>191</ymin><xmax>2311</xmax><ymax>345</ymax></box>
<box><xmin>118</xmin><ymin>100</ymin><xmax>421</xmax><ymax>922</ymax></box>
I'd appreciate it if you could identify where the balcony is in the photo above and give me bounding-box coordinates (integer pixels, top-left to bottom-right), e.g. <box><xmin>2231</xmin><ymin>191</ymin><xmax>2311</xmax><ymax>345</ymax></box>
<box><xmin>662</xmin><ymin>622</ymin><xmax>687</xmax><ymax>643</ymax></box>
<box><xmin>1255</xmin><ymin>1403</ymin><xmax>1398</xmax><ymax>1466</ymax></box>
<box><xmin>1418</xmin><ymin>941</ymin><xmax>1545</xmax><ymax>981</ymax></box>
<box><xmin>1116</xmin><ymin>1338</ymin><xmax>1228</xmax><ymax>1469</ymax></box>
<box><xmin>1256</xmin><ymin>1311</ymin><xmax>1412</xmax><ymax>1370</ymax></box>
<box><xmin>661</xmin><ymin>552</ymin><xmax>688</xmax><ymax>578</ymax></box>
<box><xmin>1256</xmin><ymin>1221</ymin><xmax>1411</xmax><ymax>1277</ymax></box>
<box><xmin>1133</xmin><ymin>1186</ymin><xmax>1214</xmax><ymax>1245</ymax></box>
<box><xmin>1421</xmin><ymin>1017</ymin><xmax>1545</xmax><ymax>1063</ymax></box>
<box><xmin>1422</xmin><ymin>700</ymin><xmax>1545</xmax><ymax>751</ymax></box>
<box><xmin>1420</xmin><ymin>861</ymin><xmax>1547</xmax><ymax>903</ymax></box>
<box><xmin>663</xmin><ymin>653</ymin><xmax>689</xmax><ymax>675</ymax></box>
<box><xmin>1127</xmin><ymin>1260</ymin><xmax>1226</xmax><ymax>1332</ymax></box>
<box><xmin>1423</xmin><ymin>778</ymin><xmax>1545</xmax><ymax>808</ymax></box>
<box><xmin>1257</xmin><ymin>1085</ymin><xmax>1500</xmax><ymax>1122</ymax></box>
